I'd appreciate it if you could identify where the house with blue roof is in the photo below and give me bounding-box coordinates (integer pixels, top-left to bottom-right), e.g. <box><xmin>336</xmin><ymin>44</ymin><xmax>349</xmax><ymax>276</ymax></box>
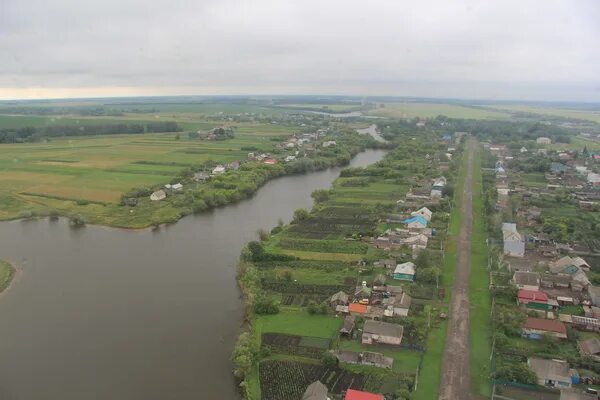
<box><xmin>403</xmin><ymin>215</ymin><xmax>428</xmax><ymax>229</ymax></box>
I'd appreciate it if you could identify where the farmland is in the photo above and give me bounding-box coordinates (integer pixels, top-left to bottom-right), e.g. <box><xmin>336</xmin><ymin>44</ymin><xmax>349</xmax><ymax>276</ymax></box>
<box><xmin>368</xmin><ymin>102</ymin><xmax>511</xmax><ymax>120</ymax></box>
<box><xmin>234</xmin><ymin>124</ymin><xmax>464</xmax><ymax>399</ymax></box>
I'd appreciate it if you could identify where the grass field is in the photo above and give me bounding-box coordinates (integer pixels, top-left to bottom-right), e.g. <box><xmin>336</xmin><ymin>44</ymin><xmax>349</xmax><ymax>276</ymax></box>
<box><xmin>469</xmin><ymin>147</ymin><xmax>492</xmax><ymax>397</ymax></box>
<box><xmin>0</xmin><ymin>123</ymin><xmax>294</xmax><ymax>221</ymax></box>
<box><xmin>0</xmin><ymin>259</ymin><xmax>15</xmax><ymax>294</ymax></box>
<box><xmin>368</xmin><ymin>103</ymin><xmax>511</xmax><ymax>120</ymax></box>
<box><xmin>489</xmin><ymin>104</ymin><xmax>600</xmax><ymax>123</ymax></box>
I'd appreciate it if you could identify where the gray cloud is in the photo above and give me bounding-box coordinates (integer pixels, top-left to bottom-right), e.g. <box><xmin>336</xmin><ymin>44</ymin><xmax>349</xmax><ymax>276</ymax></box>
<box><xmin>1</xmin><ymin>0</ymin><xmax>599</xmax><ymax>101</ymax></box>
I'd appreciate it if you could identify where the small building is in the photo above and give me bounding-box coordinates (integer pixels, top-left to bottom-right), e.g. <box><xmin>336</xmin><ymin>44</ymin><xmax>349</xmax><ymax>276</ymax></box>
<box><xmin>578</xmin><ymin>338</ymin><xmax>600</xmax><ymax>361</ymax></box>
<box><xmin>263</xmin><ymin>158</ymin><xmax>277</xmax><ymax>165</ymax></box>
<box><xmin>513</xmin><ymin>271</ymin><xmax>541</xmax><ymax>291</ymax></box>
<box><xmin>517</xmin><ymin>290</ymin><xmax>550</xmax><ymax>310</ymax></box>
<box><xmin>171</xmin><ymin>183</ymin><xmax>183</xmax><ymax>191</ymax></box>
<box><xmin>322</xmin><ymin>140</ymin><xmax>337</xmax><ymax>148</ymax></box>
<box><xmin>302</xmin><ymin>381</ymin><xmax>330</xmax><ymax>400</ymax></box>
<box><xmin>393</xmin><ymin>262</ymin><xmax>416</xmax><ymax>281</ymax></box>
<box><xmin>349</xmin><ymin>303</ymin><xmax>368</xmax><ymax>316</ymax></box>
<box><xmin>345</xmin><ymin>389</ymin><xmax>384</xmax><ymax>400</ymax></box>
<box><xmin>528</xmin><ymin>357</ymin><xmax>572</xmax><ymax>388</ymax></box>
<box><xmin>537</xmin><ymin>137</ymin><xmax>552</xmax><ymax>145</ymax></box>
<box><xmin>411</xmin><ymin>207</ymin><xmax>433</xmax><ymax>221</ymax></box>
<box><xmin>330</xmin><ymin>291</ymin><xmax>349</xmax><ymax>306</ymax></box>
<box><xmin>403</xmin><ymin>215</ymin><xmax>428</xmax><ymax>229</ymax></box>
<box><xmin>284</xmin><ymin>155</ymin><xmax>296</xmax><ymax>162</ymax></box>
<box><xmin>552</xmin><ymin>256</ymin><xmax>591</xmax><ymax>273</ymax></box>
<box><xmin>212</xmin><ymin>165</ymin><xmax>226</xmax><ymax>175</ymax></box>
<box><xmin>383</xmin><ymin>292</ymin><xmax>412</xmax><ymax>317</ymax></box>
<box><xmin>339</xmin><ymin>316</ymin><xmax>356</xmax><ymax>336</ymax></box>
<box><xmin>150</xmin><ymin>189</ymin><xmax>166</xmax><ymax>201</ymax></box>
<box><xmin>522</xmin><ymin>317</ymin><xmax>567</xmax><ymax>340</ymax></box>
<box><xmin>502</xmin><ymin>223</ymin><xmax>525</xmax><ymax>257</ymax></box>
<box><xmin>193</xmin><ymin>171</ymin><xmax>210</xmax><ymax>182</ymax></box>
<box><xmin>362</xmin><ymin>320</ymin><xmax>404</xmax><ymax>346</ymax></box>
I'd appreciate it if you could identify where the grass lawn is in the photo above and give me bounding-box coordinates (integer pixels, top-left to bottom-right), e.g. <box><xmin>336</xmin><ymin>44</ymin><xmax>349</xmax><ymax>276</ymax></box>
<box><xmin>412</xmin><ymin>320</ymin><xmax>448</xmax><ymax>400</ymax></box>
<box><xmin>253</xmin><ymin>309</ymin><xmax>343</xmax><ymax>341</ymax></box>
<box><xmin>0</xmin><ymin>259</ymin><xmax>15</xmax><ymax>293</ymax></box>
<box><xmin>469</xmin><ymin>147</ymin><xmax>492</xmax><ymax>397</ymax></box>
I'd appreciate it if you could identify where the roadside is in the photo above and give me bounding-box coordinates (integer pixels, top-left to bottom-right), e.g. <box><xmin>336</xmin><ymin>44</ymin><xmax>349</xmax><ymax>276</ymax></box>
<box><xmin>439</xmin><ymin>138</ymin><xmax>475</xmax><ymax>400</ymax></box>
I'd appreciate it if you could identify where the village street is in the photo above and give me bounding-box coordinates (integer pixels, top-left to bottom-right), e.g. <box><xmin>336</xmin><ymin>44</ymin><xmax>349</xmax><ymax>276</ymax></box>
<box><xmin>439</xmin><ymin>139</ymin><xmax>475</xmax><ymax>400</ymax></box>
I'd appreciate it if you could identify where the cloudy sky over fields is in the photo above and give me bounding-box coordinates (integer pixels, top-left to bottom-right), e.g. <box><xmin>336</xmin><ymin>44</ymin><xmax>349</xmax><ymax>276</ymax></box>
<box><xmin>1</xmin><ymin>0</ymin><xmax>599</xmax><ymax>100</ymax></box>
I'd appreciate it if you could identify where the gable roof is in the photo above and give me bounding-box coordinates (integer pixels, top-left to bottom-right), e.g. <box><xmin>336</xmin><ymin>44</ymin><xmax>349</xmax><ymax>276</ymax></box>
<box><xmin>345</xmin><ymin>389</ymin><xmax>384</xmax><ymax>400</ymax></box>
<box><xmin>528</xmin><ymin>357</ymin><xmax>570</xmax><ymax>383</ymax></box>
<box><xmin>394</xmin><ymin>262</ymin><xmax>415</xmax><ymax>276</ymax></box>
<box><xmin>411</xmin><ymin>207</ymin><xmax>433</xmax><ymax>220</ymax></box>
<box><xmin>523</xmin><ymin>317</ymin><xmax>567</xmax><ymax>334</ymax></box>
<box><xmin>502</xmin><ymin>223</ymin><xmax>523</xmax><ymax>242</ymax></box>
<box><xmin>302</xmin><ymin>381</ymin><xmax>329</xmax><ymax>400</ymax></box>
<box><xmin>403</xmin><ymin>215</ymin><xmax>428</xmax><ymax>226</ymax></box>
<box><xmin>330</xmin><ymin>291</ymin><xmax>349</xmax><ymax>304</ymax></box>
<box><xmin>349</xmin><ymin>303</ymin><xmax>368</xmax><ymax>314</ymax></box>
<box><xmin>363</xmin><ymin>320</ymin><xmax>404</xmax><ymax>339</ymax></box>
<box><xmin>513</xmin><ymin>271</ymin><xmax>540</xmax><ymax>286</ymax></box>
<box><xmin>578</xmin><ymin>338</ymin><xmax>600</xmax><ymax>356</ymax></box>
<box><xmin>518</xmin><ymin>290</ymin><xmax>548</xmax><ymax>303</ymax></box>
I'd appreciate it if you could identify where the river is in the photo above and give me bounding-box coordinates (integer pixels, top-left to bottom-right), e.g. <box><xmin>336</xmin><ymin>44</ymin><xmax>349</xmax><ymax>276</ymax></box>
<box><xmin>0</xmin><ymin>149</ymin><xmax>387</xmax><ymax>400</ymax></box>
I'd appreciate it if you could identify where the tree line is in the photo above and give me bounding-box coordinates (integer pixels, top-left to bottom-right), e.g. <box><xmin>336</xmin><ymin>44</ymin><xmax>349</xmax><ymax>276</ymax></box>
<box><xmin>0</xmin><ymin>121</ymin><xmax>181</xmax><ymax>143</ymax></box>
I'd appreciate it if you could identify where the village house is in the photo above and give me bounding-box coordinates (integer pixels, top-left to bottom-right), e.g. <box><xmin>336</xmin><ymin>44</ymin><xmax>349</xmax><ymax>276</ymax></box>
<box><xmin>322</xmin><ymin>140</ymin><xmax>337</xmax><ymax>148</ymax></box>
<box><xmin>339</xmin><ymin>316</ymin><xmax>356</xmax><ymax>336</ymax></box>
<box><xmin>528</xmin><ymin>357</ymin><xmax>572</xmax><ymax>388</ymax></box>
<box><xmin>517</xmin><ymin>290</ymin><xmax>553</xmax><ymax>311</ymax></box>
<box><xmin>263</xmin><ymin>158</ymin><xmax>277</xmax><ymax>165</ymax></box>
<box><xmin>522</xmin><ymin>317</ymin><xmax>568</xmax><ymax>340</ymax></box>
<box><xmin>383</xmin><ymin>292</ymin><xmax>412</xmax><ymax>317</ymax></box>
<box><xmin>513</xmin><ymin>271</ymin><xmax>541</xmax><ymax>291</ymax></box>
<box><xmin>578</xmin><ymin>338</ymin><xmax>600</xmax><ymax>361</ymax></box>
<box><xmin>284</xmin><ymin>155</ymin><xmax>296</xmax><ymax>162</ymax></box>
<box><xmin>330</xmin><ymin>291</ymin><xmax>349</xmax><ymax>307</ymax></box>
<box><xmin>333</xmin><ymin>350</ymin><xmax>393</xmax><ymax>369</ymax></box>
<box><xmin>393</xmin><ymin>262</ymin><xmax>416</xmax><ymax>281</ymax></box>
<box><xmin>193</xmin><ymin>171</ymin><xmax>210</xmax><ymax>182</ymax></box>
<box><xmin>537</xmin><ymin>137</ymin><xmax>552</xmax><ymax>145</ymax></box>
<box><xmin>212</xmin><ymin>165</ymin><xmax>226</xmax><ymax>175</ymax></box>
<box><xmin>301</xmin><ymin>381</ymin><xmax>330</xmax><ymax>400</ymax></box>
<box><xmin>348</xmin><ymin>303</ymin><xmax>368</xmax><ymax>316</ymax></box>
<box><xmin>403</xmin><ymin>215</ymin><xmax>428</xmax><ymax>229</ymax></box>
<box><xmin>150</xmin><ymin>189</ymin><xmax>166</xmax><ymax>201</ymax></box>
<box><xmin>362</xmin><ymin>320</ymin><xmax>404</xmax><ymax>346</ymax></box>
<box><xmin>549</xmin><ymin>259</ymin><xmax>591</xmax><ymax>288</ymax></box>
<box><xmin>411</xmin><ymin>206</ymin><xmax>433</xmax><ymax>222</ymax></box>
<box><xmin>430</xmin><ymin>177</ymin><xmax>446</xmax><ymax>198</ymax></box>
<box><xmin>553</xmin><ymin>256</ymin><xmax>591</xmax><ymax>272</ymax></box>
<box><xmin>502</xmin><ymin>222</ymin><xmax>525</xmax><ymax>257</ymax></box>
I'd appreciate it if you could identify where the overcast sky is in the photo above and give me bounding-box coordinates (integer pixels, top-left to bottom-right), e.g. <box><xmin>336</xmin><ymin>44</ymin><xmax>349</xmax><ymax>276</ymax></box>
<box><xmin>1</xmin><ymin>0</ymin><xmax>599</xmax><ymax>101</ymax></box>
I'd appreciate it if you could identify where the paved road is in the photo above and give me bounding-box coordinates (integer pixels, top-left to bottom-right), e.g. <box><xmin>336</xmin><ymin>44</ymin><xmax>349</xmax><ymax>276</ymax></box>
<box><xmin>439</xmin><ymin>140</ymin><xmax>475</xmax><ymax>400</ymax></box>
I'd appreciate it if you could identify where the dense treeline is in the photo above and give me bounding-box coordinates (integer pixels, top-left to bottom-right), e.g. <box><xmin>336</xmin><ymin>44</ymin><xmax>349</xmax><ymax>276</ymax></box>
<box><xmin>0</xmin><ymin>121</ymin><xmax>180</xmax><ymax>143</ymax></box>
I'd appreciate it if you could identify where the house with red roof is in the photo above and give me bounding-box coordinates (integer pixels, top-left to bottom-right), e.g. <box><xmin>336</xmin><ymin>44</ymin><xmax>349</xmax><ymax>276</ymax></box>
<box><xmin>522</xmin><ymin>317</ymin><xmax>568</xmax><ymax>340</ymax></box>
<box><xmin>345</xmin><ymin>389</ymin><xmax>384</xmax><ymax>400</ymax></box>
<box><xmin>263</xmin><ymin>158</ymin><xmax>277</xmax><ymax>165</ymax></box>
<box><xmin>517</xmin><ymin>290</ymin><xmax>553</xmax><ymax>310</ymax></box>
<box><xmin>348</xmin><ymin>303</ymin><xmax>368</xmax><ymax>316</ymax></box>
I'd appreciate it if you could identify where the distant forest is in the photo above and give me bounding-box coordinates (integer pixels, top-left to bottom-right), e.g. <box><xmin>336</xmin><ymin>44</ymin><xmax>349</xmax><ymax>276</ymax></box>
<box><xmin>0</xmin><ymin>121</ymin><xmax>181</xmax><ymax>143</ymax></box>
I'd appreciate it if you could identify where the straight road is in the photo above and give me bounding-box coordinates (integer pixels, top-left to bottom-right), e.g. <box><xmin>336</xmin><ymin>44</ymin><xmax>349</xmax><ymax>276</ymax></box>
<box><xmin>439</xmin><ymin>139</ymin><xmax>475</xmax><ymax>400</ymax></box>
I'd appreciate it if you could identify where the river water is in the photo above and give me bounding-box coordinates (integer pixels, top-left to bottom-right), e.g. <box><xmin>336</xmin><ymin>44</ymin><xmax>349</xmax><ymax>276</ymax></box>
<box><xmin>0</xmin><ymin>149</ymin><xmax>387</xmax><ymax>400</ymax></box>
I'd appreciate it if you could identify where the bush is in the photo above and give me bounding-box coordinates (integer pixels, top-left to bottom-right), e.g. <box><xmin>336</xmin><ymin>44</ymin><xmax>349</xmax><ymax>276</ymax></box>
<box><xmin>253</xmin><ymin>296</ymin><xmax>280</xmax><ymax>315</ymax></box>
<box><xmin>292</xmin><ymin>208</ymin><xmax>309</xmax><ymax>223</ymax></box>
<box><xmin>321</xmin><ymin>352</ymin><xmax>338</xmax><ymax>368</ymax></box>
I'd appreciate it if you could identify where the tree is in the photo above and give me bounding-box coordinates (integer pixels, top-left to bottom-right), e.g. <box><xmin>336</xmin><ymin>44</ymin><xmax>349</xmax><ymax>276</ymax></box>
<box><xmin>321</xmin><ymin>352</ymin><xmax>338</xmax><ymax>368</ymax></box>
<box><xmin>253</xmin><ymin>295</ymin><xmax>279</xmax><ymax>315</ymax></box>
<box><xmin>415</xmin><ymin>249</ymin><xmax>432</xmax><ymax>268</ymax></box>
<box><xmin>416</xmin><ymin>267</ymin><xmax>440</xmax><ymax>284</ymax></box>
<box><xmin>292</xmin><ymin>208</ymin><xmax>309</xmax><ymax>223</ymax></box>
<box><xmin>311</xmin><ymin>189</ymin><xmax>330</xmax><ymax>203</ymax></box>
<box><xmin>257</xmin><ymin>228</ymin><xmax>269</xmax><ymax>241</ymax></box>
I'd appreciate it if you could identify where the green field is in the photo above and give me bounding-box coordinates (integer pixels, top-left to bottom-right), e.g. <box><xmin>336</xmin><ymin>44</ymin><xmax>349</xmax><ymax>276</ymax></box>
<box><xmin>0</xmin><ymin>123</ymin><xmax>293</xmax><ymax>221</ymax></box>
<box><xmin>368</xmin><ymin>103</ymin><xmax>511</xmax><ymax>120</ymax></box>
<box><xmin>489</xmin><ymin>104</ymin><xmax>600</xmax><ymax>123</ymax></box>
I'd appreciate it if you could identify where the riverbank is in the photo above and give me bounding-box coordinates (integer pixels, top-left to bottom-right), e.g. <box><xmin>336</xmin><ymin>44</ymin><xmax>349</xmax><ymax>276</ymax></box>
<box><xmin>0</xmin><ymin>259</ymin><xmax>15</xmax><ymax>294</ymax></box>
<box><xmin>3</xmin><ymin>131</ymin><xmax>385</xmax><ymax>229</ymax></box>
<box><xmin>233</xmin><ymin>127</ymin><xmax>462</xmax><ymax>399</ymax></box>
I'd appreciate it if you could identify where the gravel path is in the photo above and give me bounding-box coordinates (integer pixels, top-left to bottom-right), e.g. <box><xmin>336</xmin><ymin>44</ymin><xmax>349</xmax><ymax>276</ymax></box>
<box><xmin>439</xmin><ymin>139</ymin><xmax>475</xmax><ymax>400</ymax></box>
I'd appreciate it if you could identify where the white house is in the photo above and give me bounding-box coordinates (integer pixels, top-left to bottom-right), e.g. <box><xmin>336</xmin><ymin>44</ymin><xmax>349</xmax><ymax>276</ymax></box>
<box><xmin>322</xmin><ymin>140</ymin><xmax>337</xmax><ymax>148</ymax></box>
<box><xmin>536</xmin><ymin>137</ymin><xmax>552</xmax><ymax>145</ymax></box>
<box><xmin>528</xmin><ymin>357</ymin><xmax>572</xmax><ymax>388</ymax></box>
<box><xmin>284</xmin><ymin>155</ymin><xmax>296</xmax><ymax>162</ymax></box>
<box><xmin>411</xmin><ymin>207</ymin><xmax>433</xmax><ymax>222</ymax></box>
<box><xmin>502</xmin><ymin>222</ymin><xmax>525</xmax><ymax>257</ymax></box>
<box><xmin>150</xmin><ymin>190</ymin><xmax>166</xmax><ymax>201</ymax></box>
<box><xmin>520</xmin><ymin>147</ymin><xmax>528</xmax><ymax>153</ymax></box>
<box><xmin>212</xmin><ymin>165</ymin><xmax>226</xmax><ymax>175</ymax></box>
<box><xmin>393</xmin><ymin>262</ymin><xmax>416</xmax><ymax>281</ymax></box>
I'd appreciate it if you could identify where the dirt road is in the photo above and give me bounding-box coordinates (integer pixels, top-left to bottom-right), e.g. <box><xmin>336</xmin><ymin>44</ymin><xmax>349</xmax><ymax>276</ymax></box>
<box><xmin>439</xmin><ymin>140</ymin><xmax>475</xmax><ymax>400</ymax></box>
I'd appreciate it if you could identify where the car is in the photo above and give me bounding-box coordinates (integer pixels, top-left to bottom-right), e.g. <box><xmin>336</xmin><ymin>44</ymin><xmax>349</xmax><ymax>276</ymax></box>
<box><xmin>358</xmin><ymin>299</ymin><xmax>369</xmax><ymax>305</ymax></box>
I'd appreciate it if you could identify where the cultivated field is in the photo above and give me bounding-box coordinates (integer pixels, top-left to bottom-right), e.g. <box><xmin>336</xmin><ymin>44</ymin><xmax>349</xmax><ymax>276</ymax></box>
<box><xmin>0</xmin><ymin>123</ymin><xmax>293</xmax><ymax>221</ymax></box>
<box><xmin>368</xmin><ymin>102</ymin><xmax>511</xmax><ymax>120</ymax></box>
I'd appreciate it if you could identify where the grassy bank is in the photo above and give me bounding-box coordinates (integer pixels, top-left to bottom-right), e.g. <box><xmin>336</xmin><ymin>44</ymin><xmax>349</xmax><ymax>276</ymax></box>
<box><xmin>469</xmin><ymin>146</ymin><xmax>492</xmax><ymax>397</ymax></box>
<box><xmin>0</xmin><ymin>259</ymin><xmax>15</xmax><ymax>294</ymax></box>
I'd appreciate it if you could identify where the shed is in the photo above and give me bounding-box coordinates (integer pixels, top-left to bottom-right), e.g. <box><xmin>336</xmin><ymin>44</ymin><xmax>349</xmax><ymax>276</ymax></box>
<box><xmin>362</xmin><ymin>320</ymin><xmax>404</xmax><ymax>346</ymax></box>
<box><xmin>150</xmin><ymin>189</ymin><xmax>166</xmax><ymax>201</ymax></box>
<box><xmin>528</xmin><ymin>357</ymin><xmax>572</xmax><ymax>388</ymax></box>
